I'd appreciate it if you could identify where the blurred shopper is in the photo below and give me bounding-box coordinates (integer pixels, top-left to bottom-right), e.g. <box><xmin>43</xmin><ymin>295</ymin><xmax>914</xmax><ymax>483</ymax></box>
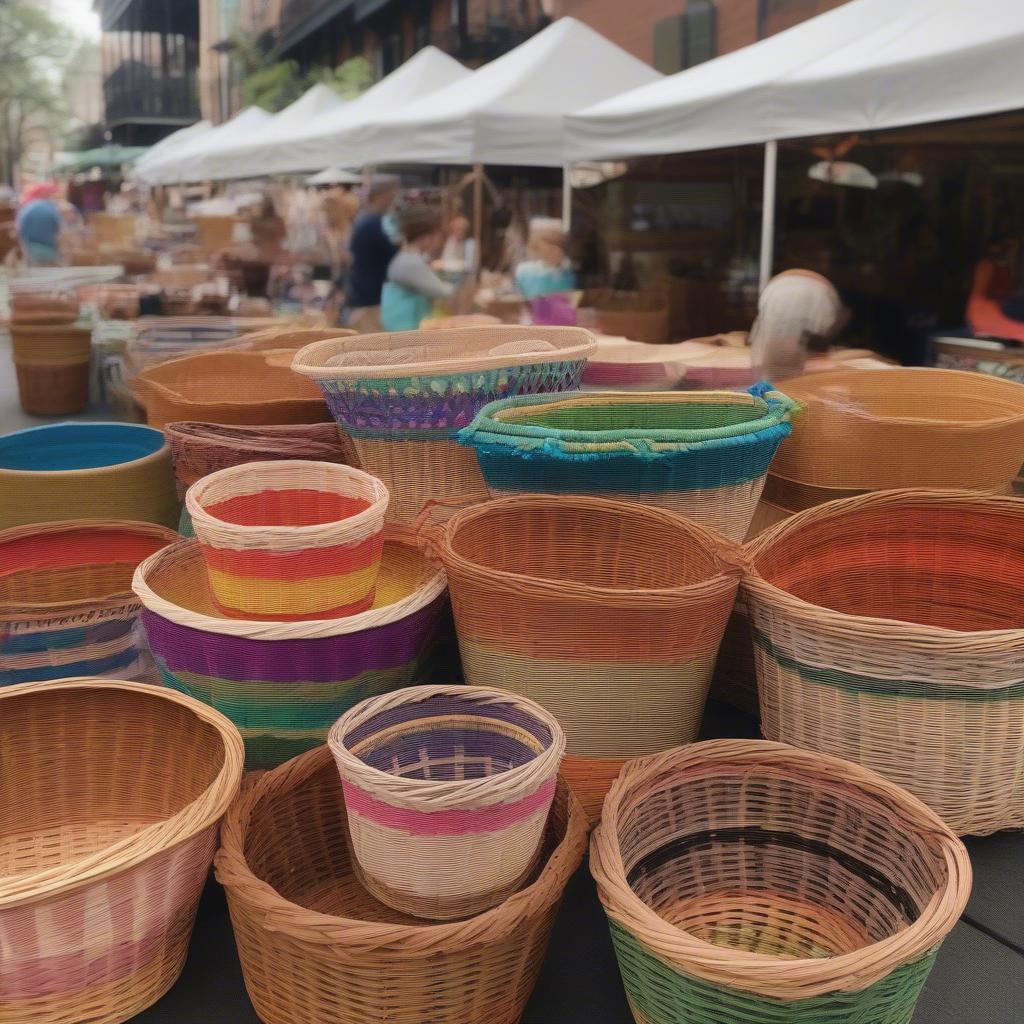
<box><xmin>514</xmin><ymin>217</ymin><xmax>575</xmax><ymax>299</ymax></box>
<box><xmin>381</xmin><ymin>207</ymin><xmax>457</xmax><ymax>332</ymax></box>
<box><xmin>966</xmin><ymin>238</ymin><xmax>1024</xmax><ymax>343</ymax></box>
<box><xmin>749</xmin><ymin>269</ymin><xmax>846</xmax><ymax>381</ymax></box>
<box><xmin>344</xmin><ymin>175</ymin><xmax>400</xmax><ymax>331</ymax></box>
<box><xmin>251</xmin><ymin>196</ymin><xmax>287</xmax><ymax>259</ymax></box>
<box><xmin>16</xmin><ymin>182</ymin><xmax>61</xmax><ymax>266</ymax></box>
<box><xmin>438</xmin><ymin>214</ymin><xmax>476</xmax><ymax>274</ymax></box>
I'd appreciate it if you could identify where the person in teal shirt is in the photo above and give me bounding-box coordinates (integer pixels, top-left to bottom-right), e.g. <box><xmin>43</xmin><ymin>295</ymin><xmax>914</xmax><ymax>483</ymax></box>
<box><xmin>381</xmin><ymin>207</ymin><xmax>455</xmax><ymax>332</ymax></box>
<box><xmin>514</xmin><ymin>217</ymin><xmax>576</xmax><ymax>299</ymax></box>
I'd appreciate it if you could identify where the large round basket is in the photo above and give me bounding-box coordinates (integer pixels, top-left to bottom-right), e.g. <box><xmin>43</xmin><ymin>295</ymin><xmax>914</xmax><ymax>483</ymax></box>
<box><xmin>592</xmin><ymin>740</ymin><xmax>971</xmax><ymax>1024</ymax></box>
<box><xmin>0</xmin><ymin>678</ymin><xmax>243</xmax><ymax>1024</ymax></box>
<box><xmin>134</xmin><ymin>350</ymin><xmax>331</xmax><ymax>430</ymax></box>
<box><xmin>771</xmin><ymin>368</ymin><xmax>1024</xmax><ymax>491</ymax></box>
<box><xmin>744</xmin><ymin>488</ymin><xmax>1024</xmax><ymax>835</ymax></box>
<box><xmin>133</xmin><ymin>536</ymin><xmax>453</xmax><ymax>769</ymax></box>
<box><xmin>457</xmin><ymin>386</ymin><xmax>798</xmax><ymax>542</ymax></box>
<box><xmin>328</xmin><ymin>685</ymin><xmax>565</xmax><ymax>920</ymax></box>
<box><xmin>214</xmin><ymin>745</ymin><xmax>587</xmax><ymax>1024</ymax></box>
<box><xmin>0</xmin><ymin>520</ymin><xmax>176</xmax><ymax>685</ymax></box>
<box><xmin>430</xmin><ymin>494</ymin><xmax>743</xmax><ymax>823</ymax></box>
<box><xmin>0</xmin><ymin>423</ymin><xmax>179</xmax><ymax>530</ymax></box>
<box><xmin>292</xmin><ymin>327</ymin><xmax>596</xmax><ymax>523</ymax></box>
<box><xmin>124</xmin><ymin>316</ymin><xmax>284</xmax><ymax>376</ymax></box>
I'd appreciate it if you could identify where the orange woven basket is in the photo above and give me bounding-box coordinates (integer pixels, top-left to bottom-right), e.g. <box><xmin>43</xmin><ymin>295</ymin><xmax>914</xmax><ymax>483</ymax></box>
<box><xmin>134</xmin><ymin>350</ymin><xmax>331</xmax><ymax>430</ymax></box>
<box><xmin>0</xmin><ymin>678</ymin><xmax>243</xmax><ymax>1024</ymax></box>
<box><xmin>430</xmin><ymin>494</ymin><xmax>743</xmax><ymax>823</ymax></box>
<box><xmin>744</xmin><ymin>489</ymin><xmax>1024</xmax><ymax>835</ymax></box>
<box><xmin>215</xmin><ymin>745</ymin><xmax>587</xmax><ymax>1024</ymax></box>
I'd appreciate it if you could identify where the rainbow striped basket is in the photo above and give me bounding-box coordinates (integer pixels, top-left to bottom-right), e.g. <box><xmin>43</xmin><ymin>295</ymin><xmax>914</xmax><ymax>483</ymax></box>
<box><xmin>457</xmin><ymin>385</ymin><xmax>798</xmax><ymax>542</ymax></box>
<box><xmin>186</xmin><ymin>461</ymin><xmax>389</xmax><ymax>620</ymax></box>
<box><xmin>328</xmin><ymin>685</ymin><xmax>565</xmax><ymax>921</ymax></box>
<box><xmin>132</xmin><ymin>536</ymin><xmax>454</xmax><ymax>770</ymax></box>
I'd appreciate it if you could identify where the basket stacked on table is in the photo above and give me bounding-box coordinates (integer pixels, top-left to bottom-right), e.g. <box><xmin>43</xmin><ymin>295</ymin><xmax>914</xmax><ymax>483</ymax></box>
<box><xmin>0</xmin><ymin>422</ymin><xmax>179</xmax><ymax>529</ymax></box>
<box><xmin>430</xmin><ymin>494</ymin><xmax>743</xmax><ymax>823</ymax></box>
<box><xmin>0</xmin><ymin>520</ymin><xmax>177</xmax><ymax>686</ymax></box>
<box><xmin>744</xmin><ymin>489</ymin><xmax>1024</xmax><ymax>835</ymax></box>
<box><xmin>582</xmin><ymin>289</ymin><xmax>669</xmax><ymax>344</ymax></box>
<box><xmin>457</xmin><ymin>385</ymin><xmax>798</xmax><ymax>542</ymax></box>
<box><xmin>292</xmin><ymin>326</ymin><xmax>597</xmax><ymax>523</ymax></box>
<box><xmin>0</xmin><ymin>678</ymin><xmax>243</xmax><ymax>1024</ymax></box>
<box><xmin>592</xmin><ymin>740</ymin><xmax>970</xmax><ymax>1024</ymax></box>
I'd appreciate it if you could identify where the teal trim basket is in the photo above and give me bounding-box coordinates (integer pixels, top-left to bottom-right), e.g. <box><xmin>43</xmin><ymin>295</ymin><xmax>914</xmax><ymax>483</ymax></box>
<box><xmin>457</xmin><ymin>384</ymin><xmax>799</xmax><ymax>541</ymax></box>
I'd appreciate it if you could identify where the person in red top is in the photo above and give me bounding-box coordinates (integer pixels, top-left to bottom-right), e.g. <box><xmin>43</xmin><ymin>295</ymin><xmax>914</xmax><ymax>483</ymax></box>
<box><xmin>966</xmin><ymin>239</ymin><xmax>1024</xmax><ymax>342</ymax></box>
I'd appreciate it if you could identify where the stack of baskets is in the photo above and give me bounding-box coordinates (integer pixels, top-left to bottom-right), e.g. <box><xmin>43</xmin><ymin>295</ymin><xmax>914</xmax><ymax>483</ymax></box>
<box><xmin>457</xmin><ymin>385</ymin><xmax>798</xmax><ymax>542</ymax></box>
<box><xmin>292</xmin><ymin>326</ymin><xmax>597</xmax><ymax>523</ymax></box>
<box><xmin>429</xmin><ymin>494</ymin><xmax>743</xmax><ymax>822</ymax></box>
<box><xmin>582</xmin><ymin>290</ymin><xmax>669</xmax><ymax>344</ymax></box>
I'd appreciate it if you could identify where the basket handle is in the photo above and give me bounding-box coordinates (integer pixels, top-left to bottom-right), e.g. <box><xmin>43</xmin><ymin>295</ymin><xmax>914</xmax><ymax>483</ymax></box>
<box><xmin>411</xmin><ymin>494</ymin><xmax>490</xmax><ymax>554</ymax></box>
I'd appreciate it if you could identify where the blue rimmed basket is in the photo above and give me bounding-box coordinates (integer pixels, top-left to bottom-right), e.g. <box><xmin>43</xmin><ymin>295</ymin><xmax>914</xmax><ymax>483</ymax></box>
<box><xmin>291</xmin><ymin>327</ymin><xmax>596</xmax><ymax>523</ymax></box>
<box><xmin>456</xmin><ymin>384</ymin><xmax>799</xmax><ymax>542</ymax></box>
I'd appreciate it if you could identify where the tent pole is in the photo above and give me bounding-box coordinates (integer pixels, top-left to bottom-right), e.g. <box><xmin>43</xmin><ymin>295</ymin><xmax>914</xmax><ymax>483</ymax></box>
<box><xmin>473</xmin><ymin>162</ymin><xmax>484</xmax><ymax>283</ymax></box>
<box><xmin>758</xmin><ymin>140</ymin><xmax>778</xmax><ymax>292</ymax></box>
<box><xmin>562</xmin><ymin>164</ymin><xmax>572</xmax><ymax>231</ymax></box>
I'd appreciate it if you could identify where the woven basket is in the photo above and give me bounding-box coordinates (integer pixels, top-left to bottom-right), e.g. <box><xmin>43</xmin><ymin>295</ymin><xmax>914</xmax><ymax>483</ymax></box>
<box><xmin>14</xmin><ymin>358</ymin><xmax>91</xmax><ymax>416</ymax></box>
<box><xmin>134</xmin><ymin>350</ymin><xmax>331</xmax><ymax>430</ymax></box>
<box><xmin>0</xmin><ymin>678</ymin><xmax>243</xmax><ymax>1024</ymax></box>
<box><xmin>241</xmin><ymin>326</ymin><xmax>349</xmax><ymax>352</ymax></box>
<box><xmin>744</xmin><ymin>489</ymin><xmax>1024</xmax><ymax>835</ymax></box>
<box><xmin>0</xmin><ymin>423</ymin><xmax>179</xmax><ymax>529</ymax></box>
<box><xmin>0</xmin><ymin>520</ymin><xmax>176</xmax><ymax>686</ymax></box>
<box><xmin>592</xmin><ymin>740</ymin><xmax>970</xmax><ymax>1024</ymax></box>
<box><xmin>292</xmin><ymin>326</ymin><xmax>597</xmax><ymax>523</ymax></box>
<box><xmin>215</xmin><ymin>745</ymin><xmax>586</xmax><ymax>1024</ymax></box>
<box><xmin>458</xmin><ymin>386</ymin><xmax>799</xmax><ymax>542</ymax></box>
<box><xmin>772</xmin><ymin>368</ymin><xmax>1024</xmax><ymax>491</ymax></box>
<box><xmin>9</xmin><ymin>321</ymin><xmax>90</xmax><ymax>362</ymax></box>
<box><xmin>186</xmin><ymin>461</ymin><xmax>389</xmax><ymax>620</ymax></box>
<box><xmin>581</xmin><ymin>339</ymin><xmax>724</xmax><ymax>390</ymax></box>
<box><xmin>420</xmin><ymin>314</ymin><xmax>502</xmax><ymax>330</ymax></box>
<box><xmin>125</xmin><ymin>316</ymin><xmax>284</xmax><ymax>376</ymax></box>
<box><xmin>89</xmin><ymin>212</ymin><xmax>136</xmax><ymax>247</ymax></box>
<box><xmin>133</xmin><ymin>536</ymin><xmax>453</xmax><ymax>769</ymax></box>
<box><xmin>431</xmin><ymin>494</ymin><xmax>743</xmax><ymax>823</ymax></box>
<box><xmin>10</xmin><ymin>293</ymin><xmax>79</xmax><ymax>321</ymax></box>
<box><xmin>584</xmin><ymin>290</ymin><xmax>669</xmax><ymax>344</ymax></box>
<box><xmin>328</xmin><ymin>685</ymin><xmax>565</xmax><ymax>920</ymax></box>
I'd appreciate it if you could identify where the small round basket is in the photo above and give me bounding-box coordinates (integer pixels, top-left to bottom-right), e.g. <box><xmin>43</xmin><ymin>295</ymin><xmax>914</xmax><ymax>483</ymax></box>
<box><xmin>592</xmin><ymin>740</ymin><xmax>971</xmax><ymax>1024</ymax></box>
<box><xmin>186</xmin><ymin>461</ymin><xmax>389</xmax><ymax>620</ymax></box>
<box><xmin>328</xmin><ymin>685</ymin><xmax>565</xmax><ymax>920</ymax></box>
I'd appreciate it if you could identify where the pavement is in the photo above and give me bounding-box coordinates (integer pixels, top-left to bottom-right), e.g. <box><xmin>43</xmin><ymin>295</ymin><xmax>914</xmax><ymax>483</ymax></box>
<box><xmin>0</xmin><ymin>338</ymin><xmax>1020</xmax><ymax>1023</ymax></box>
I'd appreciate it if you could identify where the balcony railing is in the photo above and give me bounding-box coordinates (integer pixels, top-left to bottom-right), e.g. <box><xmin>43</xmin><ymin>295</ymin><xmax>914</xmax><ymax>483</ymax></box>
<box><xmin>104</xmin><ymin>63</ymin><xmax>200</xmax><ymax>125</ymax></box>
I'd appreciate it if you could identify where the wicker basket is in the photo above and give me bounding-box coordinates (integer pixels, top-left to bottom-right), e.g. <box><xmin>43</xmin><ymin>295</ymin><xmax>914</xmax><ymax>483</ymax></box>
<box><xmin>592</xmin><ymin>740</ymin><xmax>970</xmax><ymax>1024</ymax></box>
<box><xmin>430</xmin><ymin>494</ymin><xmax>743</xmax><ymax>823</ymax></box>
<box><xmin>186</xmin><ymin>461</ymin><xmax>389</xmax><ymax>620</ymax></box>
<box><xmin>744</xmin><ymin>489</ymin><xmax>1024</xmax><ymax>835</ymax></box>
<box><xmin>14</xmin><ymin>358</ymin><xmax>91</xmax><ymax>415</ymax></box>
<box><xmin>241</xmin><ymin>326</ymin><xmax>350</xmax><ymax>352</ymax></box>
<box><xmin>215</xmin><ymin>745</ymin><xmax>586</xmax><ymax>1024</ymax></box>
<box><xmin>328</xmin><ymin>685</ymin><xmax>565</xmax><ymax>920</ymax></box>
<box><xmin>458</xmin><ymin>386</ymin><xmax>799</xmax><ymax>542</ymax></box>
<box><xmin>292</xmin><ymin>326</ymin><xmax>597</xmax><ymax>523</ymax></box>
<box><xmin>772</xmin><ymin>368</ymin><xmax>1024</xmax><ymax>491</ymax></box>
<box><xmin>584</xmin><ymin>290</ymin><xmax>669</xmax><ymax>344</ymax></box>
<box><xmin>420</xmin><ymin>314</ymin><xmax>502</xmax><ymax>330</ymax></box>
<box><xmin>0</xmin><ymin>520</ymin><xmax>176</xmax><ymax>686</ymax></box>
<box><xmin>134</xmin><ymin>350</ymin><xmax>331</xmax><ymax>430</ymax></box>
<box><xmin>133</xmin><ymin>536</ymin><xmax>453</xmax><ymax>769</ymax></box>
<box><xmin>9</xmin><ymin>321</ymin><xmax>90</xmax><ymax>362</ymax></box>
<box><xmin>89</xmin><ymin>212</ymin><xmax>136</xmax><ymax>247</ymax></box>
<box><xmin>0</xmin><ymin>423</ymin><xmax>179</xmax><ymax>530</ymax></box>
<box><xmin>125</xmin><ymin>316</ymin><xmax>284</xmax><ymax>376</ymax></box>
<box><xmin>0</xmin><ymin>678</ymin><xmax>243</xmax><ymax>1024</ymax></box>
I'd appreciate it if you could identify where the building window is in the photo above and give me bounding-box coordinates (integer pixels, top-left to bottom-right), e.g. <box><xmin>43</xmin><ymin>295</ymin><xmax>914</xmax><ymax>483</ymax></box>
<box><xmin>684</xmin><ymin>0</ymin><xmax>716</xmax><ymax>67</ymax></box>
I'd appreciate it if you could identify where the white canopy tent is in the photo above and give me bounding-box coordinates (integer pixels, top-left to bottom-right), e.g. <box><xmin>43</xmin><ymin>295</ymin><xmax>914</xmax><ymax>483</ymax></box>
<box><xmin>231</xmin><ymin>47</ymin><xmax>472</xmax><ymax>177</ymax></box>
<box><xmin>135</xmin><ymin>107</ymin><xmax>272</xmax><ymax>185</ymax></box>
<box><xmin>132</xmin><ymin>120</ymin><xmax>213</xmax><ymax>177</ymax></box>
<box><xmin>566</xmin><ymin>0</ymin><xmax>1024</xmax><ymax>287</ymax></box>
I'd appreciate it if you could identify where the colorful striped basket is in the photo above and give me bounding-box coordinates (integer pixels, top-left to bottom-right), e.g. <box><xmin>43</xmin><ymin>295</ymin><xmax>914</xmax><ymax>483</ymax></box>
<box><xmin>328</xmin><ymin>685</ymin><xmax>565</xmax><ymax>920</ymax></box>
<box><xmin>592</xmin><ymin>740</ymin><xmax>971</xmax><ymax>1024</ymax></box>
<box><xmin>0</xmin><ymin>520</ymin><xmax>177</xmax><ymax>686</ymax></box>
<box><xmin>186</xmin><ymin>461</ymin><xmax>389</xmax><ymax>620</ymax></box>
<box><xmin>430</xmin><ymin>494</ymin><xmax>743</xmax><ymax>824</ymax></box>
<box><xmin>0</xmin><ymin>678</ymin><xmax>243</xmax><ymax>1024</ymax></box>
<box><xmin>457</xmin><ymin>385</ymin><xmax>798</xmax><ymax>542</ymax></box>
<box><xmin>292</xmin><ymin>327</ymin><xmax>597</xmax><ymax>523</ymax></box>
<box><xmin>771</xmin><ymin>368</ymin><xmax>1024</xmax><ymax>492</ymax></box>
<box><xmin>0</xmin><ymin>422</ymin><xmax>178</xmax><ymax>530</ymax></box>
<box><xmin>133</xmin><ymin>536</ymin><xmax>453</xmax><ymax>769</ymax></box>
<box><xmin>214</xmin><ymin>745</ymin><xmax>587</xmax><ymax>1024</ymax></box>
<box><xmin>744</xmin><ymin>488</ymin><xmax>1024</xmax><ymax>836</ymax></box>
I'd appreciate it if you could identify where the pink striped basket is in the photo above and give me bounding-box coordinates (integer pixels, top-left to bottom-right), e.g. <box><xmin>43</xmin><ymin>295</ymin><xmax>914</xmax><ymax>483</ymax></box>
<box><xmin>328</xmin><ymin>684</ymin><xmax>565</xmax><ymax>920</ymax></box>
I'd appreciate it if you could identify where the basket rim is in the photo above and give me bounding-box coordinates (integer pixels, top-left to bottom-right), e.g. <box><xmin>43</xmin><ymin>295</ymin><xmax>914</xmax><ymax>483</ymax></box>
<box><xmin>0</xmin><ymin>422</ymin><xmax>170</xmax><ymax>479</ymax></box>
<box><xmin>0</xmin><ymin>677</ymin><xmax>244</xmax><ymax>910</ymax></box>
<box><xmin>0</xmin><ymin>519</ymin><xmax>179</xmax><ymax>621</ymax></box>
<box><xmin>132</xmin><ymin>534</ymin><xmax>447</xmax><ymax>640</ymax></box>
<box><xmin>327</xmin><ymin>684</ymin><xmax>566</xmax><ymax>810</ymax></box>
<box><xmin>591</xmin><ymin>739</ymin><xmax>971</xmax><ymax>1001</ymax></box>
<box><xmin>291</xmin><ymin>325</ymin><xmax>597</xmax><ymax>380</ymax></box>
<box><xmin>742</xmin><ymin>488</ymin><xmax>1024</xmax><ymax>646</ymax></box>
<box><xmin>214</xmin><ymin>745</ymin><xmax>587</xmax><ymax>952</ymax></box>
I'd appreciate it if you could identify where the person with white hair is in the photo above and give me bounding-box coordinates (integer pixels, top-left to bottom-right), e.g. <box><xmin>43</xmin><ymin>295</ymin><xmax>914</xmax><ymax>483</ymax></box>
<box><xmin>749</xmin><ymin>269</ymin><xmax>846</xmax><ymax>381</ymax></box>
<box><xmin>514</xmin><ymin>217</ymin><xmax>576</xmax><ymax>300</ymax></box>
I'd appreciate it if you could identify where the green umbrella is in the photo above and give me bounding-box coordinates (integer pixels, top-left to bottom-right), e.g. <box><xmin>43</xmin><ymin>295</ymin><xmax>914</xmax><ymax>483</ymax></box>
<box><xmin>55</xmin><ymin>145</ymin><xmax>150</xmax><ymax>173</ymax></box>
